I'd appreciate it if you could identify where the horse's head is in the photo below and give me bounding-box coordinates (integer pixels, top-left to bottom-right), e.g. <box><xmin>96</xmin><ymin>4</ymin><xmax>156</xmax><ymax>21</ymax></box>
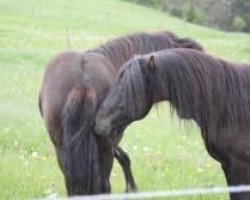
<box><xmin>58</xmin><ymin>127</ymin><xmax>114</xmax><ymax>196</ymax></box>
<box><xmin>95</xmin><ymin>55</ymin><xmax>159</xmax><ymax>136</ymax></box>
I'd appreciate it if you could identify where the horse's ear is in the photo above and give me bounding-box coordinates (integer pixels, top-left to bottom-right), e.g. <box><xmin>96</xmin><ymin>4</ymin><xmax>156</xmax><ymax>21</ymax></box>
<box><xmin>146</xmin><ymin>55</ymin><xmax>156</xmax><ymax>73</ymax></box>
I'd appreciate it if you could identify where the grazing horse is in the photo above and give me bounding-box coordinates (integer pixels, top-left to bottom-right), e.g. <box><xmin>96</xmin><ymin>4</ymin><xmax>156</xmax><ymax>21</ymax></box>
<box><xmin>39</xmin><ymin>32</ymin><xmax>203</xmax><ymax>196</ymax></box>
<box><xmin>95</xmin><ymin>48</ymin><xmax>250</xmax><ymax>200</ymax></box>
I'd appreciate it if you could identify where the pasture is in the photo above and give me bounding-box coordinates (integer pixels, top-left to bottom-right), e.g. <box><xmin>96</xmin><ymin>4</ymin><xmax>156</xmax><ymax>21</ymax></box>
<box><xmin>0</xmin><ymin>0</ymin><xmax>250</xmax><ymax>199</ymax></box>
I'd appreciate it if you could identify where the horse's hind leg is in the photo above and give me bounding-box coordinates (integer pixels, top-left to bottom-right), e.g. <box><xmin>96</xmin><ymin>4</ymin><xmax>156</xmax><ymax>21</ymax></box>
<box><xmin>115</xmin><ymin>146</ymin><xmax>137</xmax><ymax>193</ymax></box>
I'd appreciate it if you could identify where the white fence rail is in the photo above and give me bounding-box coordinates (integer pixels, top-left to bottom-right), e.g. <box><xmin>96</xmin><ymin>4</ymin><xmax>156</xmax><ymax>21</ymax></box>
<box><xmin>46</xmin><ymin>185</ymin><xmax>250</xmax><ymax>199</ymax></box>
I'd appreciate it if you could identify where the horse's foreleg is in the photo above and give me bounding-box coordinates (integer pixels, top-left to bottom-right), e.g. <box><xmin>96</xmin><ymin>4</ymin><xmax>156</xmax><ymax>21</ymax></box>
<box><xmin>221</xmin><ymin>164</ymin><xmax>238</xmax><ymax>200</ymax></box>
<box><xmin>115</xmin><ymin>146</ymin><xmax>137</xmax><ymax>193</ymax></box>
<box><xmin>221</xmin><ymin>161</ymin><xmax>250</xmax><ymax>200</ymax></box>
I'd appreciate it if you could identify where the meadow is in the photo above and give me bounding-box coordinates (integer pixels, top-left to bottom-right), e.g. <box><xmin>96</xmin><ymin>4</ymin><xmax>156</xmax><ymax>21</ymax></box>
<box><xmin>0</xmin><ymin>0</ymin><xmax>250</xmax><ymax>199</ymax></box>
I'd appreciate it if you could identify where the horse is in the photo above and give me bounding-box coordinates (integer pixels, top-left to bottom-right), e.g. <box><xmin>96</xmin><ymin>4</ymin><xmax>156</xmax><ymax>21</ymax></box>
<box><xmin>95</xmin><ymin>48</ymin><xmax>250</xmax><ymax>200</ymax></box>
<box><xmin>39</xmin><ymin>31</ymin><xmax>203</xmax><ymax>196</ymax></box>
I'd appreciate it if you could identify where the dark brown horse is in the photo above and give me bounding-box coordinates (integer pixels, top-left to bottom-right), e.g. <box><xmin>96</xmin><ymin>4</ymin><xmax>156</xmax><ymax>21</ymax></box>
<box><xmin>39</xmin><ymin>32</ymin><xmax>203</xmax><ymax>196</ymax></box>
<box><xmin>95</xmin><ymin>48</ymin><xmax>250</xmax><ymax>200</ymax></box>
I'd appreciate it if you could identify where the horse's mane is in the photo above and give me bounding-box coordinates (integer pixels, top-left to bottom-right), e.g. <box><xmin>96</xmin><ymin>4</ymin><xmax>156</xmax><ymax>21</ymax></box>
<box><xmin>123</xmin><ymin>48</ymin><xmax>250</xmax><ymax>134</ymax></box>
<box><xmin>89</xmin><ymin>31</ymin><xmax>203</xmax><ymax>69</ymax></box>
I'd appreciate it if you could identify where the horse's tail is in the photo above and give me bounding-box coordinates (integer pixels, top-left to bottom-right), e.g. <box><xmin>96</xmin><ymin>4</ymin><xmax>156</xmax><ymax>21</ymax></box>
<box><xmin>61</xmin><ymin>83</ymin><xmax>101</xmax><ymax>195</ymax></box>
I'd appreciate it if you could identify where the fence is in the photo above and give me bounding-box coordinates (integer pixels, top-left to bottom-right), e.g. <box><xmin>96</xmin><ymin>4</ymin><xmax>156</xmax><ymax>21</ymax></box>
<box><xmin>46</xmin><ymin>185</ymin><xmax>250</xmax><ymax>199</ymax></box>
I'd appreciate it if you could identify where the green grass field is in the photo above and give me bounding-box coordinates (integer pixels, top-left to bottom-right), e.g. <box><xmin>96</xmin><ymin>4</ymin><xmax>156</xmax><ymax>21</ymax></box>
<box><xmin>1</xmin><ymin>0</ymin><xmax>250</xmax><ymax>199</ymax></box>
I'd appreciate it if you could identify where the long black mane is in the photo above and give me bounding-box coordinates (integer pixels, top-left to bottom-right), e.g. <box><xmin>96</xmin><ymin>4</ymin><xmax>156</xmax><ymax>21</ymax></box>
<box><xmin>121</xmin><ymin>49</ymin><xmax>250</xmax><ymax>135</ymax></box>
<box><xmin>88</xmin><ymin>31</ymin><xmax>203</xmax><ymax>69</ymax></box>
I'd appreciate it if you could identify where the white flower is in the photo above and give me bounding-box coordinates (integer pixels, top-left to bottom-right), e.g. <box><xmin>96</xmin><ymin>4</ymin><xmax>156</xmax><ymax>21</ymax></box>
<box><xmin>46</xmin><ymin>193</ymin><xmax>58</xmax><ymax>199</ymax></box>
<box><xmin>133</xmin><ymin>145</ymin><xmax>138</xmax><ymax>151</ymax></box>
<box><xmin>31</xmin><ymin>151</ymin><xmax>38</xmax><ymax>158</ymax></box>
<box><xmin>14</xmin><ymin>140</ymin><xmax>19</xmax><ymax>147</ymax></box>
<box><xmin>143</xmin><ymin>146</ymin><xmax>149</xmax><ymax>152</ymax></box>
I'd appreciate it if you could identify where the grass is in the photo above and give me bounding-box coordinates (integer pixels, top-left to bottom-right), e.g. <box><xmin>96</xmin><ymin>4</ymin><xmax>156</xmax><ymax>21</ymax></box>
<box><xmin>0</xmin><ymin>0</ymin><xmax>250</xmax><ymax>199</ymax></box>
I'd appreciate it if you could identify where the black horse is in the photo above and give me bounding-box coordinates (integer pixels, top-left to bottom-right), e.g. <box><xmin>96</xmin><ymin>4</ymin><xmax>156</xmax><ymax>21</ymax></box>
<box><xmin>39</xmin><ymin>32</ymin><xmax>203</xmax><ymax>196</ymax></box>
<box><xmin>95</xmin><ymin>48</ymin><xmax>250</xmax><ymax>200</ymax></box>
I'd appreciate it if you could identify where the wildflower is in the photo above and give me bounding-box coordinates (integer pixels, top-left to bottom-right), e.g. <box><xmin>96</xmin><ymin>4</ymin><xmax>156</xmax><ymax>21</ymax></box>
<box><xmin>31</xmin><ymin>151</ymin><xmax>38</xmax><ymax>158</ymax></box>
